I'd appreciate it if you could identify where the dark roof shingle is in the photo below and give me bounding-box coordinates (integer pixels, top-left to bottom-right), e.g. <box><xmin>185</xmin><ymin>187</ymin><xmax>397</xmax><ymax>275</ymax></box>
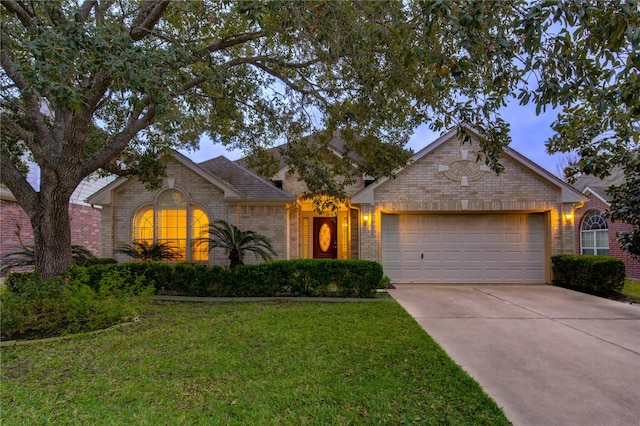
<box><xmin>198</xmin><ymin>156</ymin><xmax>294</xmax><ymax>200</ymax></box>
<box><xmin>573</xmin><ymin>168</ymin><xmax>626</xmax><ymax>202</ymax></box>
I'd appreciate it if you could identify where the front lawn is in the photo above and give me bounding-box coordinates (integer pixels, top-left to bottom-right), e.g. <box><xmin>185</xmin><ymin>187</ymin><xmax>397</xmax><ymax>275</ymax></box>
<box><xmin>1</xmin><ymin>301</ymin><xmax>510</xmax><ymax>425</ymax></box>
<box><xmin>621</xmin><ymin>279</ymin><xmax>640</xmax><ymax>302</ymax></box>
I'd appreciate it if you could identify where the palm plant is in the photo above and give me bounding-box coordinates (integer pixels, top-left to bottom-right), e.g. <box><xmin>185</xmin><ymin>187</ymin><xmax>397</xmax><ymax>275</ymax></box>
<box><xmin>201</xmin><ymin>220</ymin><xmax>276</xmax><ymax>269</ymax></box>
<box><xmin>116</xmin><ymin>241</ymin><xmax>178</xmax><ymax>262</ymax></box>
<box><xmin>1</xmin><ymin>244</ymin><xmax>97</xmax><ymax>276</ymax></box>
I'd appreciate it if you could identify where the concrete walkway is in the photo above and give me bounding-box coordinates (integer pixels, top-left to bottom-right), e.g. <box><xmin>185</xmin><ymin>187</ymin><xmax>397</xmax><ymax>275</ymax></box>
<box><xmin>388</xmin><ymin>284</ymin><xmax>640</xmax><ymax>426</ymax></box>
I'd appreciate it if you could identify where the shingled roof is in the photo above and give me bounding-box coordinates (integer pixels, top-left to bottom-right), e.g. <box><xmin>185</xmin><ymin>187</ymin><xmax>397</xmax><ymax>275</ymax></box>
<box><xmin>573</xmin><ymin>168</ymin><xmax>626</xmax><ymax>203</ymax></box>
<box><xmin>235</xmin><ymin>130</ymin><xmax>356</xmax><ymax>176</ymax></box>
<box><xmin>198</xmin><ymin>156</ymin><xmax>294</xmax><ymax>201</ymax></box>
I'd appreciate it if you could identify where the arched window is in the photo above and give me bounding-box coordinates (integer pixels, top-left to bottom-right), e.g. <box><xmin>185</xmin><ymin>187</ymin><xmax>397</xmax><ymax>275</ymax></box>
<box><xmin>132</xmin><ymin>189</ymin><xmax>209</xmax><ymax>262</ymax></box>
<box><xmin>580</xmin><ymin>210</ymin><xmax>609</xmax><ymax>256</ymax></box>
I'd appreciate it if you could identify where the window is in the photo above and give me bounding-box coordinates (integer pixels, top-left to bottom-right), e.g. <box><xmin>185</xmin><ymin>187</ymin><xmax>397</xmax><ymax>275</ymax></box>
<box><xmin>133</xmin><ymin>189</ymin><xmax>209</xmax><ymax>262</ymax></box>
<box><xmin>580</xmin><ymin>210</ymin><xmax>609</xmax><ymax>256</ymax></box>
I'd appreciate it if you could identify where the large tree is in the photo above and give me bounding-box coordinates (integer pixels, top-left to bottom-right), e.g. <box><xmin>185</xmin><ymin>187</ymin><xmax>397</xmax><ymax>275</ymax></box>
<box><xmin>1</xmin><ymin>0</ymin><xmax>638</xmax><ymax>277</ymax></box>
<box><xmin>520</xmin><ymin>0</ymin><xmax>639</xmax><ymax>256</ymax></box>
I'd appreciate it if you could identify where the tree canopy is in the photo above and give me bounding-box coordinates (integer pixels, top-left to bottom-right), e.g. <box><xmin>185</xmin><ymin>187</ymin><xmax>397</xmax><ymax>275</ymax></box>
<box><xmin>1</xmin><ymin>0</ymin><xmax>638</xmax><ymax>276</ymax></box>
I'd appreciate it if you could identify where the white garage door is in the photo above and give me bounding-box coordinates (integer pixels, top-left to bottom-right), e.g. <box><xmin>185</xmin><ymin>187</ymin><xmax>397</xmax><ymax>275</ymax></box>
<box><xmin>382</xmin><ymin>214</ymin><xmax>546</xmax><ymax>284</ymax></box>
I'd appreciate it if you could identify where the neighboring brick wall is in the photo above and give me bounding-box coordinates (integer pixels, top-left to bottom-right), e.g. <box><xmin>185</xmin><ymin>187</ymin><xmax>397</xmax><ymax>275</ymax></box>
<box><xmin>69</xmin><ymin>204</ymin><xmax>101</xmax><ymax>255</ymax></box>
<box><xmin>0</xmin><ymin>198</ymin><xmax>101</xmax><ymax>256</ymax></box>
<box><xmin>0</xmin><ymin>199</ymin><xmax>34</xmax><ymax>252</ymax></box>
<box><xmin>575</xmin><ymin>194</ymin><xmax>640</xmax><ymax>280</ymax></box>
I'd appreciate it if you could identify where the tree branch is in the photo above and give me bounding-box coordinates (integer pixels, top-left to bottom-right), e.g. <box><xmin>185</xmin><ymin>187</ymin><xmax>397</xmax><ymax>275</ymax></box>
<box><xmin>81</xmin><ymin>104</ymin><xmax>157</xmax><ymax>175</ymax></box>
<box><xmin>0</xmin><ymin>153</ymin><xmax>38</xmax><ymax>214</ymax></box>
<box><xmin>84</xmin><ymin>70</ymin><xmax>113</xmax><ymax>113</ymax></box>
<box><xmin>130</xmin><ymin>0</ymin><xmax>170</xmax><ymax>41</ymax></box>
<box><xmin>0</xmin><ymin>44</ymin><xmax>52</xmax><ymax>164</ymax></box>
<box><xmin>1</xmin><ymin>0</ymin><xmax>34</xmax><ymax>28</ymax></box>
<box><xmin>43</xmin><ymin>1</ymin><xmax>69</xmax><ymax>27</ymax></box>
<box><xmin>251</xmin><ymin>62</ymin><xmax>327</xmax><ymax>102</ymax></box>
<box><xmin>99</xmin><ymin>161</ymin><xmax>137</xmax><ymax>177</ymax></box>
<box><xmin>79</xmin><ymin>0</ymin><xmax>97</xmax><ymax>19</ymax></box>
<box><xmin>205</xmin><ymin>30</ymin><xmax>267</xmax><ymax>54</ymax></box>
<box><xmin>1</xmin><ymin>115</ymin><xmax>35</xmax><ymax>147</ymax></box>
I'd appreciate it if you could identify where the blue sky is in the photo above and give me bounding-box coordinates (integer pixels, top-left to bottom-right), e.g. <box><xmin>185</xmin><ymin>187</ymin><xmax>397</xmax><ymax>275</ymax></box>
<box><xmin>183</xmin><ymin>100</ymin><xmax>564</xmax><ymax>176</ymax></box>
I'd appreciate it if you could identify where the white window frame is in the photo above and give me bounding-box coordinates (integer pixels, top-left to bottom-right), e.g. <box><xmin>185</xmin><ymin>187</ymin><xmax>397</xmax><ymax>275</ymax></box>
<box><xmin>580</xmin><ymin>210</ymin><xmax>609</xmax><ymax>256</ymax></box>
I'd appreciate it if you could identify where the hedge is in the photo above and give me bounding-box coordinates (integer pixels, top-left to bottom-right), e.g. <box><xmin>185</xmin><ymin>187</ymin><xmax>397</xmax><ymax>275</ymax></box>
<box><xmin>5</xmin><ymin>260</ymin><xmax>386</xmax><ymax>298</ymax></box>
<box><xmin>79</xmin><ymin>259</ymin><xmax>384</xmax><ymax>298</ymax></box>
<box><xmin>228</xmin><ymin>259</ymin><xmax>384</xmax><ymax>297</ymax></box>
<box><xmin>551</xmin><ymin>254</ymin><xmax>625</xmax><ymax>294</ymax></box>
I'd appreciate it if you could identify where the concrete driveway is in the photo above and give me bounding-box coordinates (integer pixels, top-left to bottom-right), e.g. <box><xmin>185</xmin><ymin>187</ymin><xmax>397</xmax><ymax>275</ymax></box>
<box><xmin>388</xmin><ymin>284</ymin><xmax>640</xmax><ymax>426</ymax></box>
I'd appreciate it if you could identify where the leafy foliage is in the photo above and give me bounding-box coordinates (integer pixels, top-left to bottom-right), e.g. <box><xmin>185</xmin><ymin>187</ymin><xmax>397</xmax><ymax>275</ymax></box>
<box><xmin>201</xmin><ymin>220</ymin><xmax>276</xmax><ymax>269</ymax></box>
<box><xmin>606</xmin><ymin>160</ymin><xmax>640</xmax><ymax>257</ymax></box>
<box><xmin>1</xmin><ymin>269</ymin><xmax>153</xmax><ymax>340</ymax></box>
<box><xmin>76</xmin><ymin>259</ymin><xmax>384</xmax><ymax>298</ymax></box>
<box><xmin>552</xmin><ymin>254</ymin><xmax>626</xmax><ymax>294</ymax></box>
<box><xmin>521</xmin><ymin>1</ymin><xmax>640</xmax><ymax>255</ymax></box>
<box><xmin>116</xmin><ymin>241</ymin><xmax>179</xmax><ymax>262</ymax></box>
<box><xmin>1</xmin><ymin>244</ymin><xmax>96</xmax><ymax>276</ymax></box>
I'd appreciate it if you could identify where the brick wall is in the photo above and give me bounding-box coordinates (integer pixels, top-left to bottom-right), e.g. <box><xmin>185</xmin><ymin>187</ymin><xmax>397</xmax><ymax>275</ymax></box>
<box><xmin>106</xmin><ymin>158</ymin><xmax>292</xmax><ymax>266</ymax></box>
<box><xmin>282</xmin><ymin>165</ymin><xmax>365</xmax><ymax>196</ymax></box>
<box><xmin>236</xmin><ymin>204</ymin><xmax>288</xmax><ymax>264</ymax></box>
<box><xmin>1</xmin><ymin>198</ymin><xmax>101</xmax><ymax>256</ymax></box>
<box><xmin>353</xmin><ymin>136</ymin><xmax>579</xmax><ymax>280</ymax></box>
<box><xmin>109</xmin><ymin>158</ymin><xmax>229</xmax><ymax>264</ymax></box>
<box><xmin>575</xmin><ymin>194</ymin><xmax>640</xmax><ymax>280</ymax></box>
<box><xmin>0</xmin><ymin>199</ymin><xmax>34</xmax><ymax>253</ymax></box>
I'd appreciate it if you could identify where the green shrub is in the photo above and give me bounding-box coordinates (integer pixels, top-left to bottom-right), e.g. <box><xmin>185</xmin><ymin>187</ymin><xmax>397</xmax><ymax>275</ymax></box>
<box><xmin>552</xmin><ymin>254</ymin><xmax>625</xmax><ymax>294</ymax></box>
<box><xmin>78</xmin><ymin>257</ymin><xmax>117</xmax><ymax>267</ymax></box>
<box><xmin>73</xmin><ymin>259</ymin><xmax>384</xmax><ymax>298</ymax></box>
<box><xmin>0</xmin><ymin>269</ymin><xmax>153</xmax><ymax>341</ymax></box>
<box><xmin>169</xmin><ymin>263</ymin><xmax>211</xmax><ymax>296</ymax></box>
<box><xmin>231</xmin><ymin>260</ymin><xmax>384</xmax><ymax>297</ymax></box>
<box><xmin>80</xmin><ymin>262</ymin><xmax>173</xmax><ymax>293</ymax></box>
<box><xmin>202</xmin><ymin>266</ymin><xmax>233</xmax><ymax>297</ymax></box>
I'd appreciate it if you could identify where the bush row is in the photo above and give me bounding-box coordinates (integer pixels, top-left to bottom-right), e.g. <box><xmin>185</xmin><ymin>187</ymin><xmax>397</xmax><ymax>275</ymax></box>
<box><xmin>71</xmin><ymin>259</ymin><xmax>385</xmax><ymax>298</ymax></box>
<box><xmin>2</xmin><ymin>259</ymin><xmax>384</xmax><ymax>339</ymax></box>
<box><xmin>551</xmin><ymin>254</ymin><xmax>625</xmax><ymax>294</ymax></box>
<box><xmin>1</xmin><ymin>268</ymin><xmax>153</xmax><ymax>341</ymax></box>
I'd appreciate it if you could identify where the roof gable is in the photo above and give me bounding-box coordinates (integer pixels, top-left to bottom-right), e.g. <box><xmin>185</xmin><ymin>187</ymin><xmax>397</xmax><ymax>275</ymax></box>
<box><xmin>573</xmin><ymin>168</ymin><xmax>625</xmax><ymax>203</ymax></box>
<box><xmin>352</xmin><ymin>128</ymin><xmax>586</xmax><ymax>204</ymax></box>
<box><xmin>86</xmin><ymin>150</ymin><xmax>293</xmax><ymax>205</ymax></box>
<box><xmin>582</xmin><ymin>187</ymin><xmax>611</xmax><ymax>206</ymax></box>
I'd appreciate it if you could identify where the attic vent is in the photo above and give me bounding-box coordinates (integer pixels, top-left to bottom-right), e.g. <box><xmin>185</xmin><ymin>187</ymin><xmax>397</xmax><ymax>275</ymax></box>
<box><xmin>272</xmin><ymin>180</ymin><xmax>283</xmax><ymax>189</ymax></box>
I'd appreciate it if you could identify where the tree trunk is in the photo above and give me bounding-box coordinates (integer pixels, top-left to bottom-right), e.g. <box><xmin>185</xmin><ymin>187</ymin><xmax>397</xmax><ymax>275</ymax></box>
<box><xmin>30</xmin><ymin>192</ymin><xmax>74</xmax><ymax>279</ymax></box>
<box><xmin>229</xmin><ymin>248</ymin><xmax>243</xmax><ymax>270</ymax></box>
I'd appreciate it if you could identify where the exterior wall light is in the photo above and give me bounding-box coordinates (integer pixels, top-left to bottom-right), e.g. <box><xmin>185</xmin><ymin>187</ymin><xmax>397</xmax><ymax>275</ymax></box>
<box><xmin>363</xmin><ymin>214</ymin><xmax>369</xmax><ymax>223</ymax></box>
<box><xmin>564</xmin><ymin>213</ymin><xmax>574</xmax><ymax>222</ymax></box>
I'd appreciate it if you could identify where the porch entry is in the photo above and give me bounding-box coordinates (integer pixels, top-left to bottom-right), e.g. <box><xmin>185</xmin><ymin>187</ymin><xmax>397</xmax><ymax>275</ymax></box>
<box><xmin>313</xmin><ymin>217</ymin><xmax>337</xmax><ymax>258</ymax></box>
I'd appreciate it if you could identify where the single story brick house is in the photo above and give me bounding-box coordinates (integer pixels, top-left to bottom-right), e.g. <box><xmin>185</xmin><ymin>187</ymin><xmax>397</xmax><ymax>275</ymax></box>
<box><xmin>573</xmin><ymin>170</ymin><xmax>640</xmax><ymax>280</ymax></box>
<box><xmin>87</xmin><ymin>128</ymin><xmax>586</xmax><ymax>284</ymax></box>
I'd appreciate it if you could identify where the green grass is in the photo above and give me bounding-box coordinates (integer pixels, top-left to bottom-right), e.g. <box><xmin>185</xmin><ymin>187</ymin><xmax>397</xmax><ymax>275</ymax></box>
<box><xmin>1</xmin><ymin>301</ymin><xmax>509</xmax><ymax>425</ymax></box>
<box><xmin>621</xmin><ymin>279</ymin><xmax>640</xmax><ymax>302</ymax></box>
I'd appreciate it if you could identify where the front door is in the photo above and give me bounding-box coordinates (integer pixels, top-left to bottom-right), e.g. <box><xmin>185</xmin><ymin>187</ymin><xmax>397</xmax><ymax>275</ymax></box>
<box><xmin>313</xmin><ymin>217</ymin><xmax>337</xmax><ymax>258</ymax></box>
